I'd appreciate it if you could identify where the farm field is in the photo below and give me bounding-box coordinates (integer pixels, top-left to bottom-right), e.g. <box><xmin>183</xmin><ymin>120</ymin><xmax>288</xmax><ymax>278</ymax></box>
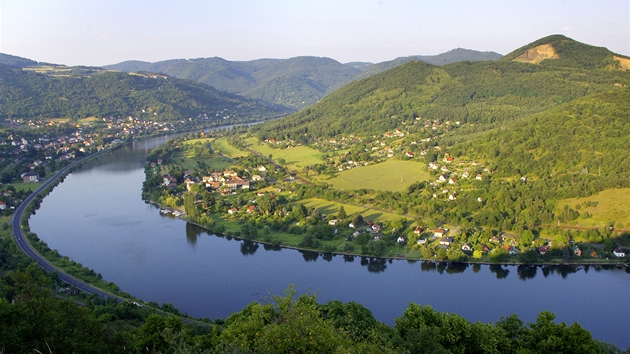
<box><xmin>323</xmin><ymin>159</ymin><xmax>430</xmax><ymax>192</ymax></box>
<box><xmin>243</xmin><ymin>137</ymin><xmax>323</xmax><ymax>170</ymax></box>
<box><xmin>170</xmin><ymin>150</ymin><xmax>232</xmax><ymax>171</ymax></box>
<box><xmin>212</xmin><ymin>137</ymin><xmax>249</xmax><ymax>158</ymax></box>
<box><xmin>300</xmin><ymin>198</ymin><xmax>406</xmax><ymax>223</ymax></box>
<box><xmin>557</xmin><ymin>188</ymin><xmax>630</xmax><ymax>228</ymax></box>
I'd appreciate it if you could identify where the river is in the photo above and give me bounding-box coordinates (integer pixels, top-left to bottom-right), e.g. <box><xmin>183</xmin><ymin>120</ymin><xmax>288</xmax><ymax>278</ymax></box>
<box><xmin>29</xmin><ymin>135</ymin><xmax>630</xmax><ymax>348</ymax></box>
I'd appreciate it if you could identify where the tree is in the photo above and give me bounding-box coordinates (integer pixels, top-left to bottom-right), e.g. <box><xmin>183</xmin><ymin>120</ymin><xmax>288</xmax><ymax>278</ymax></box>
<box><xmin>520</xmin><ymin>230</ymin><xmax>535</xmax><ymax>248</ymax></box>
<box><xmin>338</xmin><ymin>205</ymin><xmax>347</xmax><ymax>220</ymax></box>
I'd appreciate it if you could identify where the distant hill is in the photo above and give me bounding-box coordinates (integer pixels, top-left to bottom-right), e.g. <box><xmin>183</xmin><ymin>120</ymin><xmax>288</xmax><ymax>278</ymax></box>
<box><xmin>0</xmin><ymin>53</ymin><xmax>41</xmax><ymax>68</ymax></box>
<box><xmin>354</xmin><ymin>48</ymin><xmax>502</xmax><ymax>80</ymax></box>
<box><xmin>105</xmin><ymin>49</ymin><xmax>502</xmax><ymax>110</ymax></box>
<box><xmin>106</xmin><ymin>56</ymin><xmax>361</xmax><ymax>110</ymax></box>
<box><xmin>0</xmin><ymin>64</ymin><xmax>288</xmax><ymax>121</ymax></box>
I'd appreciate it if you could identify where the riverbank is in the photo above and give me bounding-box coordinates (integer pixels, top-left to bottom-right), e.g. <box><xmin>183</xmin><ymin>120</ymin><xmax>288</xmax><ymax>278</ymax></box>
<box><xmin>148</xmin><ymin>196</ymin><xmax>629</xmax><ymax>268</ymax></box>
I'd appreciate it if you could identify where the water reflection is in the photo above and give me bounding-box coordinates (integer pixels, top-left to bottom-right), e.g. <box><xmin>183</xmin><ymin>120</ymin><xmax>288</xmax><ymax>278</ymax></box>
<box><xmin>322</xmin><ymin>253</ymin><xmax>334</xmax><ymax>262</ymax></box>
<box><xmin>262</xmin><ymin>243</ymin><xmax>282</xmax><ymax>252</ymax></box>
<box><xmin>343</xmin><ymin>255</ymin><xmax>354</xmax><ymax>263</ymax></box>
<box><xmin>360</xmin><ymin>257</ymin><xmax>388</xmax><ymax>273</ymax></box>
<box><xmin>185</xmin><ymin>223</ymin><xmax>209</xmax><ymax>248</ymax></box>
<box><xmin>489</xmin><ymin>264</ymin><xmax>510</xmax><ymax>279</ymax></box>
<box><xmin>472</xmin><ymin>263</ymin><xmax>481</xmax><ymax>273</ymax></box>
<box><xmin>240</xmin><ymin>240</ymin><xmax>259</xmax><ymax>256</ymax></box>
<box><xmin>300</xmin><ymin>250</ymin><xmax>319</xmax><ymax>262</ymax></box>
<box><xmin>517</xmin><ymin>265</ymin><xmax>537</xmax><ymax>280</ymax></box>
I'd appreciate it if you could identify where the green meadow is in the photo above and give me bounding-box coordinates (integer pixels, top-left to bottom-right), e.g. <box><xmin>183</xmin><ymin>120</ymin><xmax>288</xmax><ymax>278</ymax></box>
<box><xmin>171</xmin><ymin>150</ymin><xmax>232</xmax><ymax>171</ymax></box>
<box><xmin>557</xmin><ymin>188</ymin><xmax>630</xmax><ymax>228</ymax></box>
<box><xmin>323</xmin><ymin>159</ymin><xmax>430</xmax><ymax>192</ymax></box>
<box><xmin>243</xmin><ymin>137</ymin><xmax>323</xmax><ymax>170</ymax></box>
<box><xmin>301</xmin><ymin>198</ymin><xmax>406</xmax><ymax>223</ymax></box>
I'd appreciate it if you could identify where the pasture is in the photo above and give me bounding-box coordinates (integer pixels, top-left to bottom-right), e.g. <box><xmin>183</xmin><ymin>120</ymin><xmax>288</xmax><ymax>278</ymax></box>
<box><xmin>323</xmin><ymin>159</ymin><xmax>430</xmax><ymax>192</ymax></box>
<box><xmin>300</xmin><ymin>198</ymin><xmax>406</xmax><ymax>224</ymax></box>
<box><xmin>557</xmin><ymin>188</ymin><xmax>630</xmax><ymax>228</ymax></box>
<box><xmin>243</xmin><ymin>137</ymin><xmax>322</xmax><ymax>169</ymax></box>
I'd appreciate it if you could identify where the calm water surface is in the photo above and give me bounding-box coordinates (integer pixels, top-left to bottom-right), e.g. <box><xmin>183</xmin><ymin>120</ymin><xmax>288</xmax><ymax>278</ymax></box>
<box><xmin>30</xmin><ymin>137</ymin><xmax>630</xmax><ymax>348</ymax></box>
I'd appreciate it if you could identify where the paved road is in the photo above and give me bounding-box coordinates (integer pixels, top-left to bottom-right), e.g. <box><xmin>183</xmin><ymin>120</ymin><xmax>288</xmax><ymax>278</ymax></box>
<box><xmin>10</xmin><ymin>150</ymin><xmax>123</xmax><ymax>302</ymax></box>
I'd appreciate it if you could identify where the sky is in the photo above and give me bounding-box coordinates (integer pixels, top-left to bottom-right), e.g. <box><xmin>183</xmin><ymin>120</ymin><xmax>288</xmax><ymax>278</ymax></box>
<box><xmin>1</xmin><ymin>0</ymin><xmax>628</xmax><ymax>66</ymax></box>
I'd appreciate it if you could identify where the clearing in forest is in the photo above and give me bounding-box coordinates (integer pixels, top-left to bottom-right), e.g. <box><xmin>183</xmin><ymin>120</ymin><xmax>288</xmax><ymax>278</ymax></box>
<box><xmin>324</xmin><ymin>159</ymin><xmax>430</xmax><ymax>192</ymax></box>
<box><xmin>243</xmin><ymin>137</ymin><xmax>323</xmax><ymax>169</ymax></box>
<box><xmin>557</xmin><ymin>188</ymin><xmax>630</xmax><ymax>228</ymax></box>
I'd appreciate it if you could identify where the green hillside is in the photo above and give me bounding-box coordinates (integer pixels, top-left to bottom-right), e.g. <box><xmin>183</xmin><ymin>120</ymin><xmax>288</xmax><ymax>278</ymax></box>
<box><xmin>247</xmin><ymin>35</ymin><xmax>630</xmax><ymax>231</ymax></box>
<box><xmin>0</xmin><ymin>65</ymin><xmax>288</xmax><ymax>121</ymax></box>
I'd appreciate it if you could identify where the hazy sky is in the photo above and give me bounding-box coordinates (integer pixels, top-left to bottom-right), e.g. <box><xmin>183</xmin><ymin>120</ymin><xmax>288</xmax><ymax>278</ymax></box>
<box><xmin>1</xmin><ymin>0</ymin><xmax>628</xmax><ymax>66</ymax></box>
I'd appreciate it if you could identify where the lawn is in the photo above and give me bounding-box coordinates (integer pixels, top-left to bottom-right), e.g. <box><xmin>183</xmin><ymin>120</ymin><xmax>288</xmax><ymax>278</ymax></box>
<box><xmin>323</xmin><ymin>159</ymin><xmax>430</xmax><ymax>192</ymax></box>
<box><xmin>10</xmin><ymin>182</ymin><xmax>42</xmax><ymax>193</ymax></box>
<box><xmin>557</xmin><ymin>188</ymin><xmax>630</xmax><ymax>228</ymax></box>
<box><xmin>301</xmin><ymin>198</ymin><xmax>407</xmax><ymax>224</ymax></box>
<box><xmin>243</xmin><ymin>137</ymin><xmax>323</xmax><ymax>170</ymax></box>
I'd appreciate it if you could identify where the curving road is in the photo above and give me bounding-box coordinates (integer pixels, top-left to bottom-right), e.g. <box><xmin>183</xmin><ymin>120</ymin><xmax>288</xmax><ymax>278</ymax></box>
<box><xmin>11</xmin><ymin>150</ymin><xmax>123</xmax><ymax>302</ymax></box>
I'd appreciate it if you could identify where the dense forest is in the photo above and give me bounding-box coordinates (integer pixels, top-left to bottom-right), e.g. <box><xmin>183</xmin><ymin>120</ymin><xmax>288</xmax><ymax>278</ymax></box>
<box><xmin>0</xmin><ymin>65</ymin><xmax>288</xmax><ymax>121</ymax></box>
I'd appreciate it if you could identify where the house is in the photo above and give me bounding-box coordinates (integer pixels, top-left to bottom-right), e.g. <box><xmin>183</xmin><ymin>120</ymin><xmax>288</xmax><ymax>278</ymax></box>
<box><xmin>328</xmin><ymin>219</ymin><xmax>338</xmax><ymax>226</ymax></box>
<box><xmin>246</xmin><ymin>205</ymin><xmax>257</xmax><ymax>213</ymax></box>
<box><xmin>437</xmin><ymin>175</ymin><xmax>448</xmax><ymax>183</ymax></box>
<box><xmin>461</xmin><ymin>170</ymin><xmax>470</xmax><ymax>179</ymax></box>
<box><xmin>573</xmin><ymin>246</ymin><xmax>582</xmax><ymax>257</ymax></box>
<box><xmin>397</xmin><ymin>236</ymin><xmax>406</xmax><ymax>245</ymax></box>
<box><xmin>0</xmin><ymin>201</ymin><xmax>6</xmax><ymax>210</ymax></box>
<box><xmin>417</xmin><ymin>238</ymin><xmax>427</xmax><ymax>245</ymax></box>
<box><xmin>489</xmin><ymin>236</ymin><xmax>501</xmax><ymax>243</ymax></box>
<box><xmin>476</xmin><ymin>174</ymin><xmax>483</xmax><ymax>180</ymax></box>
<box><xmin>443</xmin><ymin>156</ymin><xmax>454</xmax><ymax>163</ymax></box>
<box><xmin>405</xmin><ymin>151</ymin><xmax>414</xmax><ymax>158</ymax></box>
<box><xmin>414</xmin><ymin>226</ymin><xmax>424</xmax><ymax>235</ymax></box>
<box><xmin>461</xmin><ymin>243</ymin><xmax>472</xmax><ymax>251</ymax></box>
<box><xmin>448</xmin><ymin>193</ymin><xmax>457</xmax><ymax>201</ymax></box>
<box><xmin>227</xmin><ymin>207</ymin><xmax>238</xmax><ymax>215</ymax></box>
<box><xmin>539</xmin><ymin>245</ymin><xmax>551</xmax><ymax>255</ymax></box>
<box><xmin>613</xmin><ymin>247</ymin><xmax>626</xmax><ymax>258</ymax></box>
<box><xmin>439</xmin><ymin>237</ymin><xmax>454</xmax><ymax>246</ymax></box>
<box><xmin>22</xmin><ymin>170</ymin><xmax>40</xmax><ymax>183</ymax></box>
<box><xmin>433</xmin><ymin>228</ymin><xmax>445</xmax><ymax>238</ymax></box>
<box><xmin>508</xmin><ymin>247</ymin><xmax>520</xmax><ymax>256</ymax></box>
<box><xmin>448</xmin><ymin>177</ymin><xmax>457</xmax><ymax>184</ymax></box>
<box><xmin>371</xmin><ymin>224</ymin><xmax>381</xmax><ymax>232</ymax></box>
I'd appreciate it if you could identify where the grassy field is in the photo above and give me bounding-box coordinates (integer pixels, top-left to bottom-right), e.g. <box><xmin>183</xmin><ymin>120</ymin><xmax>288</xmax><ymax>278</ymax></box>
<box><xmin>212</xmin><ymin>137</ymin><xmax>249</xmax><ymax>158</ymax></box>
<box><xmin>557</xmin><ymin>188</ymin><xmax>630</xmax><ymax>228</ymax></box>
<box><xmin>243</xmin><ymin>137</ymin><xmax>323</xmax><ymax>169</ymax></box>
<box><xmin>170</xmin><ymin>150</ymin><xmax>233</xmax><ymax>171</ymax></box>
<box><xmin>301</xmin><ymin>198</ymin><xmax>407</xmax><ymax>223</ymax></box>
<box><xmin>323</xmin><ymin>159</ymin><xmax>430</xmax><ymax>192</ymax></box>
<box><xmin>10</xmin><ymin>182</ymin><xmax>42</xmax><ymax>193</ymax></box>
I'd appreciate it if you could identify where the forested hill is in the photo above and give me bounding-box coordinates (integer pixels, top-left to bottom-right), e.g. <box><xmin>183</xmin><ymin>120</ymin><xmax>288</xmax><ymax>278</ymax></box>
<box><xmin>354</xmin><ymin>48</ymin><xmax>502</xmax><ymax>80</ymax></box>
<box><xmin>104</xmin><ymin>50</ymin><xmax>502</xmax><ymax>110</ymax></box>
<box><xmin>253</xmin><ymin>35</ymin><xmax>629</xmax><ymax>140</ymax></box>
<box><xmin>0</xmin><ymin>65</ymin><xmax>288</xmax><ymax>121</ymax></box>
<box><xmin>251</xmin><ymin>35</ymin><xmax>630</xmax><ymax>187</ymax></box>
<box><xmin>106</xmin><ymin>56</ymin><xmax>362</xmax><ymax>110</ymax></box>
